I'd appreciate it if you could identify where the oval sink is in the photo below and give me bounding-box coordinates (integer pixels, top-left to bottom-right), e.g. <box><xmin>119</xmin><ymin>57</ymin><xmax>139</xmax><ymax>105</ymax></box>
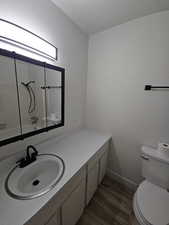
<box><xmin>5</xmin><ymin>154</ymin><xmax>65</xmax><ymax>200</ymax></box>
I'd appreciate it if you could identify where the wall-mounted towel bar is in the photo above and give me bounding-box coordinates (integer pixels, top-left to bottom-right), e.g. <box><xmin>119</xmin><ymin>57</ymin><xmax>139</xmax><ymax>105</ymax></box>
<box><xmin>145</xmin><ymin>85</ymin><xmax>169</xmax><ymax>91</ymax></box>
<box><xmin>41</xmin><ymin>86</ymin><xmax>62</xmax><ymax>90</ymax></box>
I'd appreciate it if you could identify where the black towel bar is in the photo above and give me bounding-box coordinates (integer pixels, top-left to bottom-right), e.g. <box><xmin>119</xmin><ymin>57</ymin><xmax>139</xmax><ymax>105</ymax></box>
<box><xmin>145</xmin><ymin>85</ymin><xmax>169</xmax><ymax>91</ymax></box>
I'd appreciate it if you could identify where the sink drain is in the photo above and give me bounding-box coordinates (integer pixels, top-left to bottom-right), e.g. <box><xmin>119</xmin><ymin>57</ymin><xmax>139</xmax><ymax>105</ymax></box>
<box><xmin>32</xmin><ymin>179</ymin><xmax>40</xmax><ymax>186</ymax></box>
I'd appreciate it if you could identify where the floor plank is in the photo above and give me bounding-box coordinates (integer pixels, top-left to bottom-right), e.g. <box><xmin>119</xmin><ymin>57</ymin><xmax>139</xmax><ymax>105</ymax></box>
<box><xmin>77</xmin><ymin>176</ymin><xmax>134</xmax><ymax>225</ymax></box>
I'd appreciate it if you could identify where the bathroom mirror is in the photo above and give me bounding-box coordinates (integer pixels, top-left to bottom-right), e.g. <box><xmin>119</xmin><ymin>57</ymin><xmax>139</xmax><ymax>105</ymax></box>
<box><xmin>16</xmin><ymin>59</ymin><xmax>46</xmax><ymax>134</ymax></box>
<box><xmin>0</xmin><ymin>54</ymin><xmax>21</xmax><ymax>142</ymax></box>
<box><xmin>45</xmin><ymin>67</ymin><xmax>62</xmax><ymax>127</ymax></box>
<box><xmin>0</xmin><ymin>49</ymin><xmax>65</xmax><ymax>147</ymax></box>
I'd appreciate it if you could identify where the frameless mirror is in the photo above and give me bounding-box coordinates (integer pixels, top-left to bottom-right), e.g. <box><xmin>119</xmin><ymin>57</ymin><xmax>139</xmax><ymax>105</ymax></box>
<box><xmin>0</xmin><ymin>55</ymin><xmax>21</xmax><ymax>141</ymax></box>
<box><xmin>16</xmin><ymin>60</ymin><xmax>46</xmax><ymax>134</ymax></box>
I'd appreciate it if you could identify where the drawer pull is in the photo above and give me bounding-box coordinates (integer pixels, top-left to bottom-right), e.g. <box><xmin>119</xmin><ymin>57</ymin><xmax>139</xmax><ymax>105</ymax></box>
<box><xmin>141</xmin><ymin>155</ymin><xmax>149</xmax><ymax>161</ymax></box>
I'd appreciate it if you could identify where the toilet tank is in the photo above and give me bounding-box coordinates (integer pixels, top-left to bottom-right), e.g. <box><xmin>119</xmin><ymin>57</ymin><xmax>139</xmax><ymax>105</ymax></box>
<box><xmin>141</xmin><ymin>146</ymin><xmax>169</xmax><ymax>189</ymax></box>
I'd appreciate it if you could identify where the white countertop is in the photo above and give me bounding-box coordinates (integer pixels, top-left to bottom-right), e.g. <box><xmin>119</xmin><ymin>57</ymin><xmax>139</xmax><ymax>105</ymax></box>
<box><xmin>0</xmin><ymin>129</ymin><xmax>111</xmax><ymax>225</ymax></box>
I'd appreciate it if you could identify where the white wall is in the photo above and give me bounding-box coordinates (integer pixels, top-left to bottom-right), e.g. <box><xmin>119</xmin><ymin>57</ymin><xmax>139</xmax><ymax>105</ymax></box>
<box><xmin>0</xmin><ymin>0</ymin><xmax>88</xmax><ymax>159</ymax></box>
<box><xmin>86</xmin><ymin>11</ymin><xmax>169</xmax><ymax>185</ymax></box>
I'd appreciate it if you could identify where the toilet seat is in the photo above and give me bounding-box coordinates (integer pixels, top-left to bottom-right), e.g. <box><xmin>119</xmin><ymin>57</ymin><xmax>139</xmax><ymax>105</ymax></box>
<box><xmin>133</xmin><ymin>191</ymin><xmax>151</xmax><ymax>225</ymax></box>
<box><xmin>133</xmin><ymin>180</ymin><xmax>169</xmax><ymax>225</ymax></box>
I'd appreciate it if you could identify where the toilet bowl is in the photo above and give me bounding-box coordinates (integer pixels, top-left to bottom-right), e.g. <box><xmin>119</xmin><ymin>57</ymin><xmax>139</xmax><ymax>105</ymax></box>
<box><xmin>133</xmin><ymin>180</ymin><xmax>169</xmax><ymax>225</ymax></box>
<box><xmin>132</xmin><ymin>146</ymin><xmax>169</xmax><ymax>225</ymax></box>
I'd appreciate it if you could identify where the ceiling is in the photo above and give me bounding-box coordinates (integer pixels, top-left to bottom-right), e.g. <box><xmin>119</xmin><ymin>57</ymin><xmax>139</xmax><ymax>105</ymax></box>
<box><xmin>51</xmin><ymin>0</ymin><xmax>169</xmax><ymax>34</ymax></box>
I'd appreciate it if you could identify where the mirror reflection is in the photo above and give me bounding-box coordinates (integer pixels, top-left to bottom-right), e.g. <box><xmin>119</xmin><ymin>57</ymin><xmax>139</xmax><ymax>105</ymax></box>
<box><xmin>0</xmin><ymin>55</ymin><xmax>21</xmax><ymax>141</ymax></box>
<box><xmin>45</xmin><ymin>68</ymin><xmax>62</xmax><ymax>127</ymax></box>
<box><xmin>0</xmin><ymin>50</ymin><xmax>64</xmax><ymax>147</ymax></box>
<box><xmin>16</xmin><ymin>60</ymin><xmax>46</xmax><ymax>134</ymax></box>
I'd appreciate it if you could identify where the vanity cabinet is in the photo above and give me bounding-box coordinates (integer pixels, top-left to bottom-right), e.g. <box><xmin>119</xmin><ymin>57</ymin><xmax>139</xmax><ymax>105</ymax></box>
<box><xmin>25</xmin><ymin>142</ymin><xmax>109</xmax><ymax>225</ymax></box>
<box><xmin>25</xmin><ymin>168</ymin><xmax>86</xmax><ymax>225</ymax></box>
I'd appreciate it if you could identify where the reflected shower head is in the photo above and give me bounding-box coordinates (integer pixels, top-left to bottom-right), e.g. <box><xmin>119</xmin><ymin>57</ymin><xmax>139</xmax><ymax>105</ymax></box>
<box><xmin>21</xmin><ymin>81</ymin><xmax>35</xmax><ymax>87</ymax></box>
<box><xmin>21</xmin><ymin>81</ymin><xmax>36</xmax><ymax>113</ymax></box>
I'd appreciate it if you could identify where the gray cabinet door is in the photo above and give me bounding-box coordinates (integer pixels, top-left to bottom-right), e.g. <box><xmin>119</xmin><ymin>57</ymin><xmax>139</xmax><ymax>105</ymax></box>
<box><xmin>99</xmin><ymin>152</ymin><xmax>108</xmax><ymax>184</ymax></box>
<box><xmin>61</xmin><ymin>180</ymin><xmax>85</xmax><ymax>225</ymax></box>
<box><xmin>46</xmin><ymin>210</ymin><xmax>61</xmax><ymax>225</ymax></box>
<box><xmin>86</xmin><ymin>162</ymin><xmax>99</xmax><ymax>204</ymax></box>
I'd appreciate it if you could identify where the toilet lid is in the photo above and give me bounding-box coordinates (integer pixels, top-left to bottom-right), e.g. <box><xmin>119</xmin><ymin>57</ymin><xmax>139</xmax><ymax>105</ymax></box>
<box><xmin>136</xmin><ymin>180</ymin><xmax>169</xmax><ymax>225</ymax></box>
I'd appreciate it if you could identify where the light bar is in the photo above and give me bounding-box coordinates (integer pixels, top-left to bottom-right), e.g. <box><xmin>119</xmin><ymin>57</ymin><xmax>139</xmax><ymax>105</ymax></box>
<box><xmin>0</xmin><ymin>19</ymin><xmax>57</xmax><ymax>61</ymax></box>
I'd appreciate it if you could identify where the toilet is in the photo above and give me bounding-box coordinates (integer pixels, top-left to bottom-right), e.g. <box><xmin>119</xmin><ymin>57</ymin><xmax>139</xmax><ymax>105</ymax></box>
<box><xmin>133</xmin><ymin>146</ymin><xmax>169</xmax><ymax>225</ymax></box>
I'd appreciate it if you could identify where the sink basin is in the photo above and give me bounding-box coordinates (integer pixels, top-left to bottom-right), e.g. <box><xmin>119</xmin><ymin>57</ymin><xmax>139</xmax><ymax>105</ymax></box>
<box><xmin>5</xmin><ymin>154</ymin><xmax>65</xmax><ymax>200</ymax></box>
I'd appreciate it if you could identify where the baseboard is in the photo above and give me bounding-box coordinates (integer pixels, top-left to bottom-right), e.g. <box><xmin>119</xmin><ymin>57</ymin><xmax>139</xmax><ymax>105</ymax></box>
<box><xmin>106</xmin><ymin>169</ymin><xmax>138</xmax><ymax>192</ymax></box>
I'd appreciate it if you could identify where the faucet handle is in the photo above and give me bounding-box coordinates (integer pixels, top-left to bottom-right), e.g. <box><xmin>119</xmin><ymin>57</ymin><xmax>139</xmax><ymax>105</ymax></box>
<box><xmin>16</xmin><ymin>158</ymin><xmax>25</xmax><ymax>164</ymax></box>
<box><xmin>27</xmin><ymin>145</ymin><xmax>38</xmax><ymax>163</ymax></box>
<box><xmin>31</xmin><ymin>152</ymin><xmax>37</xmax><ymax>161</ymax></box>
<box><xmin>27</xmin><ymin>145</ymin><xmax>38</xmax><ymax>156</ymax></box>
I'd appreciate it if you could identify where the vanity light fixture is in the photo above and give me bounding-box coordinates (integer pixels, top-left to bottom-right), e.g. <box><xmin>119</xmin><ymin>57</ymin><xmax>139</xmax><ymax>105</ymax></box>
<box><xmin>0</xmin><ymin>19</ymin><xmax>57</xmax><ymax>61</ymax></box>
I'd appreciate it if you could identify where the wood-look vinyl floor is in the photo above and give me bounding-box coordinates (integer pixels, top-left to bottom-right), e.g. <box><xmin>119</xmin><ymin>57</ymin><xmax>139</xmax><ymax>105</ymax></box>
<box><xmin>77</xmin><ymin>176</ymin><xmax>134</xmax><ymax>225</ymax></box>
